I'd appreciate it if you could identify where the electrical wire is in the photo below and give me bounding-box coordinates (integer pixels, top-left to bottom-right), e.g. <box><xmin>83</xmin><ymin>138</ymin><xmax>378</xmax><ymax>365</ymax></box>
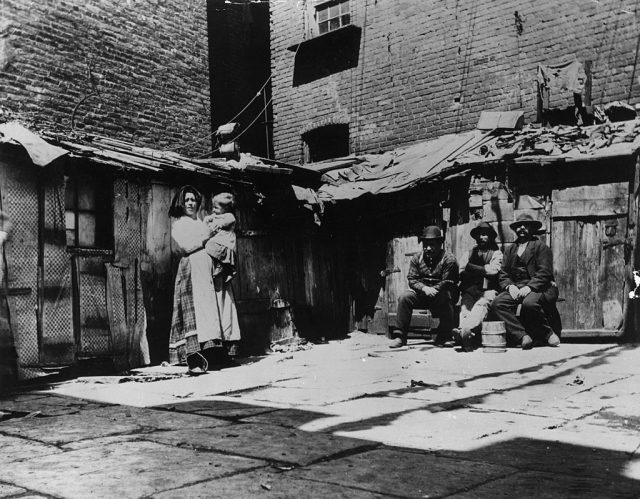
<box><xmin>231</xmin><ymin>95</ymin><xmax>273</xmax><ymax>142</ymax></box>
<box><xmin>627</xmin><ymin>3</ymin><xmax>640</xmax><ymax>102</ymax></box>
<box><xmin>164</xmin><ymin>78</ymin><xmax>270</xmax><ymax>153</ymax></box>
<box><xmin>226</xmin><ymin>76</ymin><xmax>272</xmax><ymax>125</ymax></box>
<box><xmin>167</xmin><ymin>1</ymin><xmax>308</xmax><ymax>155</ymax></box>
<box><xmin>192</xmin><ymin>94</ymin><xmax>274</xmax><ymax>157</ymax></box>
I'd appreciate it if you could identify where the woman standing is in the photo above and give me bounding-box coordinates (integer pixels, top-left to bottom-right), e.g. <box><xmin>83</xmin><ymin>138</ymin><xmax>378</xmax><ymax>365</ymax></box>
<box><xmin>168</xmin><ymin>186</ymin><xmax>241</xmax><ymax>373</ymax></box>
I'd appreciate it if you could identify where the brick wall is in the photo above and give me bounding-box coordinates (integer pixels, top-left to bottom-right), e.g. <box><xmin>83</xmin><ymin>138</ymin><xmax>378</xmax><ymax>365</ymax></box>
<box><xmin>0</xmin><ymin>0</ymin><xmax>211</xmax><ymax>156</ymax></box>
<box><xmin>271</xmin><ymin>0</ymin><xmax>640</xmax><ymax>164</ymax></box>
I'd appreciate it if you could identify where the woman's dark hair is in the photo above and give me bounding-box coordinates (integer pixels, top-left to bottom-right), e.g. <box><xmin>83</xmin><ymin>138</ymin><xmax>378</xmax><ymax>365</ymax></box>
<box><xmin>168</xmin><ymin>185</ymin><xmax>203</xmax><ymax>218</ymax></box>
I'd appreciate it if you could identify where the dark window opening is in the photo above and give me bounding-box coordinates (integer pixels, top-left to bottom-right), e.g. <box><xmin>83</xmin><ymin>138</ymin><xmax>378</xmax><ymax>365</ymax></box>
<box><xmin>65</xmin><ymin>168</ymin><xmax>113</xmax><ymax>250</ymax></box>
<box><xmin>317</xmin><ymin>0</ymin><xmax>350</xmax><ymax>35</ymax></box>
<box><xmin>303</xmin><ymin>124</ymin><xmax>350</xmax><ymax>163</ymax></box>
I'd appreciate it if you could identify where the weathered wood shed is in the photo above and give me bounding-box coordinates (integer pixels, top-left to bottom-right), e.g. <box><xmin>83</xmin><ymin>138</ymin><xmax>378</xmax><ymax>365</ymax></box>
<box><xmin>295</xmin><ymin>117</ymin><xmax>640</xmax><ymax>341</ymax></box>
<box><xmin>0</xmin><ymin>122</ymin><xmax>342</xmax><ymax>383</ymax></box>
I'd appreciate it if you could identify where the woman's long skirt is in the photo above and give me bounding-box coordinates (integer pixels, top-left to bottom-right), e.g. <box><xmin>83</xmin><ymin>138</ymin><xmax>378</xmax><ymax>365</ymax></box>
<box><xmin>169</xmin><ymin>250</ymin><xmax>240</xmax><ymax>365</ymax></box>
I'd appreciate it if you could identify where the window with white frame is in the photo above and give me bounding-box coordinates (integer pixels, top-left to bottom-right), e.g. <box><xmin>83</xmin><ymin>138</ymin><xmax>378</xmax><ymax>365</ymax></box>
<box><xmin>316</xmin><ymin>0</ymin><xmax>350</xmax><ymax>35</ymax></box>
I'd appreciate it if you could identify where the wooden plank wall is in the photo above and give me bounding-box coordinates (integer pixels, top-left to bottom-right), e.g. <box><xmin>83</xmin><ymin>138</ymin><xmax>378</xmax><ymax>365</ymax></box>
<box><xmin>551</xmin><ymin>182</ymin><xmax>630</xmax><ymax>332</ymax></box>
<box><xmin>624</xmin><ymin>155</ymin><xmax>640</xmax><ymax>340</ymax></box>
<box><xmin>41</xmin><ymin>165</ymin><xmax>74</xmax><ymax>364</ymax></box>
<box><xmin>0</xmin><ymin>147</ymin><xmax>39</xmax><ymax>369</ymax></box>
<box><xmin>141</xmin><ymin>182</ymin><xmax>175</xmax><ymax>365</ymax></box>
<box><xmin>349</xmin><ymin>233</ymin><xmax>387</xmax><ymax>334</ymax></box>
<box><xmin>301</xmin><ymin>235</ymin><xmax>350</xmax><ymax>341</ymax></box>
<box><xmin>109</xmin><ymin>176</ymin><xmax>150</xmax><ymax>369</ymax></box>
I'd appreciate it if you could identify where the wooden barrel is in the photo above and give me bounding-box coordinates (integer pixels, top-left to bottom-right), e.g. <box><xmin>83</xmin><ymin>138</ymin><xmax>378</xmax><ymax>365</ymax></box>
<box><xmin>481</xmin><ymin>321</ymin><xmax>507</xmax><ymax>353</ymax></box>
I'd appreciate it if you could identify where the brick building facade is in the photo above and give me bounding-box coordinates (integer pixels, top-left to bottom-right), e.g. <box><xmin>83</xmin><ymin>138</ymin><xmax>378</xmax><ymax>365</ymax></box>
<box><xmin>0</xmin><ymin>0</ymin><xmax>211</xmax><ymax>156</ymax></box>
<box><xmin>270</xmin><ymin>0</ymin><xmax>640</xmax><ymax>164</ymax></box>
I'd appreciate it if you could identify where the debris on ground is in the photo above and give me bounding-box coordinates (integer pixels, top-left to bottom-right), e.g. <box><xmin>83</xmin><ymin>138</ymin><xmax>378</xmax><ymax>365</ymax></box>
<box><xmin>567</xmin><ymin>374</ymin><xmax>585</xmax><ymax>386</ymax></box>
<box><xmin>260</xmin><ymin>483</ymin><xmax>272</xmax><ymax>491</ymax></box>
<box><xmin>119</xmin><ymin>374</ymin><xmax>187</xmax><ymax>383</ymax></box>
<box><xmin>273</xmin><ymin>465</ymin><xmax>294</xmax><ymax>471</ymax></box>
<box><xmin>172</xmin><ymin>392</ymin><xmax>194</xmax><ymax>399</ymax></box>
<box><xmin>75</xmin><ymin>376</ymin><xmax>124</xmax><ymax>384</ymax></box>
<box><xmin>270</xmin><ymin>337</ymin><xmax>312</xmax><ymax>354</ymax></box>
<box><xmin>410</xmin><ymin>379</ymin><xmax>437</xmax><ymax>388</ymax></box>
<box><xmin>0</xmin><ymin>410</ymin><xmax>41</xmax><ymax>421</ymax></box>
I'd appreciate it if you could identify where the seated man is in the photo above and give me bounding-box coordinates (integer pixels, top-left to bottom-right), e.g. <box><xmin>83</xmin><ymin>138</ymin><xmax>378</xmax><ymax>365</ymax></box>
<box><xmin>453</xmin><ymin>222</ymin><xmax>503</xmax><ymax>351</ymax></box>
<box><xmin>490</xmin><ymin>213</ymin><xmax>562</xmax><ymax>349</ymax></box>
<box><xmin>390</xmin><ymin>225</ymin><xmax>459</xmax><ymax>348</ymax></box>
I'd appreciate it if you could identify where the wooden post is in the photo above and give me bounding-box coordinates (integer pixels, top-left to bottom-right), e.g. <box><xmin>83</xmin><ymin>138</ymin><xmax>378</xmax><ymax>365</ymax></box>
<box><xmin>584</xmin><ymin>60</ymin><xmax>592</xmax><ymax>107</ymax></box>
<box><xmin>623</xmin><ymin>155</ymin><xmax>640</xmax><ymax>340</ymax></box>
<box><xmin>536</xmin><ymin>81</ymin><xmax>544</xmax><ymax>124</ymax></box>
<box><xmin>36</xmin><ymin>172</ymin><xmax>45</xmax><ymax>364</ymax></box>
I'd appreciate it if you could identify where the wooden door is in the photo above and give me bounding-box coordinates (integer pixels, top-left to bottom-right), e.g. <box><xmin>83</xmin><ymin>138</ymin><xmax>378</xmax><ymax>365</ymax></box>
<box><xmin>552</xmin><ymin>182</ymin><xmax>630</xmax><ymax>335</ymax></box>
<box><xmin>386</xmin><ymin>236</ymin><xmax>435</xmax><ymax>330</ymax></box>
<box><xmin>72</xmin><ymin>254</ymin><xmax>111</xmax><ymax>357</ymax></box>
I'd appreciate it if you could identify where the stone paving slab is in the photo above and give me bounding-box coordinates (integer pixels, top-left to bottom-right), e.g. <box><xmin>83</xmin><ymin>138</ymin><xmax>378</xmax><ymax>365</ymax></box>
<box><xmin>291</xmin><ymin>447</ymin><xmax>517</xmax><ymax>497</ymax></box>
<box><xmin>142</xmin><ymin>422</ymin><xmax>377</xmax><ymax>466</ymax></box>
<box><xmin>437</xmin><ymin>435</ymin><xmax>636</xmax><ymax>481</ymax></box>
<box><xmin>1</xmin><ymin>440</ymin><xmax>266</xmax><ymax>499</ymax></box>
<box><xmin>0</xmin><ymin>394</ymin><xmax>108</xmax><ymax>417</ymax></box>
<box><xmin>0</xmin><ymin>405</ymin><xmax>231</xmax><ymax>448</ymax></box>
<box><xmin>155</xmin><ymin>399</ymin><xmax>281</xmax><ymax>419</ymax></box>
<box><xmin>332</xmin><ymin>406</ymin><xmax>565</xmax><ymax>452</ymax></box>
<box><xmin>82</xmin><ymin>405</ymin><xmax>233</xmax><ymax>430</ymax></box>
<box><xmin>541</xmin><ymin>421</ymin><xmax>640</xmax><ymax>455</ymax></box>
<box><xmin>0</xmin><ymin>434</ymin><xmax>62</xmax><ymax>464</ymax></box>
<box><xmin>244</xmin><ymin>397</ymin><xmax>429</xmax><ymax>433</ymax></box>
<box><xmin>0</xmin><ymin>483</ymin><xmax>26</xmax><ymax>497</ymax></box>
<box><xmin>580</xmin><ymin>399</ymin><xmax>640</xmax><ymax>430</ymax></box>
<box><xmin>239</xmin><ymin>407</ymin><xmax>335</xmax><ymax>429</ymax></box>
<box><xmin>452</xmin><ymin>469</ymin><xmax>640</xmax><ymax>498</ymax></box>
<box><xmin>152</xmin><ymin>469</ymin><xmax>388</xmax><ymax>499</ymax></box>
<box><xmin>566</xmin><ymin>345</ymin><xmax>640</xmax><ymax>375</ymax></box>
<box><xmin>0</xmin><ymin>411</ymin><xmax>143</xmax><ymax>445</ymax></box>
<box><xmin>568</xmin><ymin>374</ymin><xmax>640</xmax><ymax>402</ymax></box>
<box><xmin>60</xmin><ymin>434</ymin><xmax>143</xmax><ymax>451</ymax></box>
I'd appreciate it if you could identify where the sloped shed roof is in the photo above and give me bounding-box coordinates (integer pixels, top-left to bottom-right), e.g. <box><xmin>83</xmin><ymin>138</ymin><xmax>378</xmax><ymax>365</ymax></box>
<box><xmin>0</xmin><ymin>121</ymin><xmax>294</xmax><ymax>184</ymax></box>
<box><xmin>454</xmin><ymin>119</ymin><xmax>640</xmax><ymax>167</ymax></box>
<box><xmin>308</xmin><ymin>129</ymin><xmax>488</xmax><ymax>202</ymax></box>
<box><xmin>301</xmin><ymin>119</ymin><xmax>640</xmax><ymax>203</ymax></box>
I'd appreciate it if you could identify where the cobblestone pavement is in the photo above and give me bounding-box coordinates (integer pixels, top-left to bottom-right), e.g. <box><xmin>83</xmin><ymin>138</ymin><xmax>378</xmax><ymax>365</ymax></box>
<box><xmin>1</xmin><ymin>332</ymin><xmax>639</xmax><ymax>498</ymax></box>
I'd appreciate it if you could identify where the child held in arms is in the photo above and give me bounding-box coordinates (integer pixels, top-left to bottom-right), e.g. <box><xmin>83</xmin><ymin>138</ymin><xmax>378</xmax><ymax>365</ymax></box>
<box><xmin>203</xmin><ymin>192</ymin><xmax>237</xmax><ymax>282</ymax></box>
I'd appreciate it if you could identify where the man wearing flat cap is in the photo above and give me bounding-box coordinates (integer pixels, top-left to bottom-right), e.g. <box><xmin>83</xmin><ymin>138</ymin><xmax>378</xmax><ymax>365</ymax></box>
<box><xmin>390</xmin><ymin>225</ymin><xmax>459</xmax><ymax>348</ymax></box>
<box><xmin>453</xmin><ymin>221</ymin><xmax>503</xmax><ymax>351</ymax></box>
<box><xmin>491</xmin><ymin>213</ymin><xmax>562</xmax><ymax>349</ymax></box>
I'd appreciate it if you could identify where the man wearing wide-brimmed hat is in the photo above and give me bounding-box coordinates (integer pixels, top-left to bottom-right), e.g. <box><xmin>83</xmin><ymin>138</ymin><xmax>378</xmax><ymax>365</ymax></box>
<box><xmin>490</xmin><ymin>213</ymin><xmax>562</xmax><ymax>349</ymax></box>
<box><xmin>390</xmin><ymin>225</ymin><xmax>459</xmax><ymax>348</ymax></box>
<box><xmin>453</xmin><ymin>221</ymin><xmax>503</xmax><ymax>352</ymax></box>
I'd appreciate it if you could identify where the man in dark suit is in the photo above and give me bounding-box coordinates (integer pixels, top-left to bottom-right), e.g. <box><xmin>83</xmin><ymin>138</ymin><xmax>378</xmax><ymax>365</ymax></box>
<box><xmin>491</xmin><ymin>213</ymin><xmax>561</xmax><ymax>349</ymax></box>
<box><xmin>390</xmin><ymin>225</ymin><xmax>459</xmax><ymax>348</ymax></box>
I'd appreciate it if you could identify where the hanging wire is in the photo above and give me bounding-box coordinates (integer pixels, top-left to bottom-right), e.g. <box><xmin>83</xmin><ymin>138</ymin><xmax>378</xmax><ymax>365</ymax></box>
<box><xmin>226</xmin><ymin>76</ymin><xmax>272</xmax><ymax>126</ymax></box>
<box><xmin>230</xmin><ymin>95</ymin><xmax>274</xmax><ymax>142</ymax></box>
<box><xmin>163</xmin><ymin>78</ymin><xmax>272</xmax><ymax>153</ymax></box>
<box><xmin>167</xmin><ymin>1</ymin><xmax>309</xmax><ymax>155</ymax></box>
<box><xmin>195</xmin><ymin>94</ymin><xmax>275</xmax><ymax>157</ymax></box>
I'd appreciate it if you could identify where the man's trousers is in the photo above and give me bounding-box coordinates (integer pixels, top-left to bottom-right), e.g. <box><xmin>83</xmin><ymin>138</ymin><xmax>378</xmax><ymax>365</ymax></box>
<box><xmin>395</xmin><ymin>288</ymin><xmax>456</xmax><ymax>340</ymax></box>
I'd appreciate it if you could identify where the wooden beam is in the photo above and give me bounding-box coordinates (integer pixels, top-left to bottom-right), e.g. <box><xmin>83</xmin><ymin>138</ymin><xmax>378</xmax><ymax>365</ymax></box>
<box><xmin>561</xmin><ymin>328</ymin><xmax>621</xmax><ymax>338</ymax></box>
<box><xmin>0</xmin><ymin>287</ymin><xmax>31</xmax><ymax>296</ymax></box>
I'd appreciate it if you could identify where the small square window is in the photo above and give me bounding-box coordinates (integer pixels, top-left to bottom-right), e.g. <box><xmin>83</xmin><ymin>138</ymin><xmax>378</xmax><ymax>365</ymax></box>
<box><xmin>65</xmin><ymin>168</ymin><xmax>113</xmax><ymax>250</ymax></box>
<box><xmin>316</xmin><ymin>0</ymin><xmax>350</xmax><ymax>35</ymax></box>
<box><xmin>303</xmin><ymin>124</ymin><xmax>350</xmax><ymax>163</ymax></box>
